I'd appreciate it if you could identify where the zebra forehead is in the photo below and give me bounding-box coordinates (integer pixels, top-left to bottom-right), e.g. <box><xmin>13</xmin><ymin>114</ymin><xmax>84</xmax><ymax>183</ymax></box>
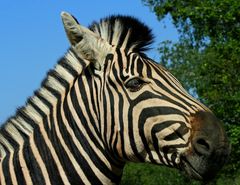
<box><xmin>88</xmin><ymin>15</ymin><xmax>154</xmax><ymax>52</ymax></box>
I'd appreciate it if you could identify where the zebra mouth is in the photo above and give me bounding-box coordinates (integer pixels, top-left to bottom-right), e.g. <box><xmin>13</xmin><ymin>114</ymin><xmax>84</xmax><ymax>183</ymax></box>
<box><xmin>180</xmin><ymin>157</ymin><xmax>203</xmax><ymax>180</ymax></box>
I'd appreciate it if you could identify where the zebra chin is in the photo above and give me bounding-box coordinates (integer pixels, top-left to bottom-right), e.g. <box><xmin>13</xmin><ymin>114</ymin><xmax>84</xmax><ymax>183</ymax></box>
<box><xmin>180</xmin><ymin>146</ymin><xmax>230</xmax><ymax>181</ymax></box>
<box><xmin>179</xmin><ymin>111</ymin><xmax>231</xmax><ymax>181</ymax></box>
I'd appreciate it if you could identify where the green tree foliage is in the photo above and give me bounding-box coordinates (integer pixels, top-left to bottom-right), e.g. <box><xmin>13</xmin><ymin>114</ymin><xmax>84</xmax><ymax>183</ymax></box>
<box><xmin>143</xmin><ymin>0</ymin><xmax>240</xmax><ymax>44</ymax></box>
<box><xmin>121</xmin><ymin>0</ymin><xmax>240</xmax><ymax>184</ymax></box>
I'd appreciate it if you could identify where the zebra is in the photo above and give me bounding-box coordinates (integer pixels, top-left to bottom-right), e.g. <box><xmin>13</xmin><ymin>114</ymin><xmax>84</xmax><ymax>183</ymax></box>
<box><xmin>0</xmin><ymin>11</ymin><xmax>230</xmax><ymax>185</ymax></box>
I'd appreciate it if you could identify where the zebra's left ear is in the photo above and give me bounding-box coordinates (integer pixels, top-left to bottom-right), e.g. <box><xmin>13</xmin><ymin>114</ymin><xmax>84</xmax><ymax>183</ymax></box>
<box><xmin>61</xmin><ymin>11</ymin><xmax>113</xmax><ymax>70</ymax></box>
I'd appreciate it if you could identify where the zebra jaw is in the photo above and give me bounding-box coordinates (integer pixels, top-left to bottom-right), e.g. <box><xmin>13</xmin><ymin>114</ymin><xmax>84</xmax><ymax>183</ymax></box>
<box><xmin>61</xmin><ymin>11</ymin><xmax>113</xmax><ymax>70</ymax></box>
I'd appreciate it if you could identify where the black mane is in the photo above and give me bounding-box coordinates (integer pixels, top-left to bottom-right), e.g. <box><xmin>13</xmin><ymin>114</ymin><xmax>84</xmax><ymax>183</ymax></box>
<box><xmin>88</xmin><ymin>15</ymin><xmax>154</xmax><ymax>52</ymax></box>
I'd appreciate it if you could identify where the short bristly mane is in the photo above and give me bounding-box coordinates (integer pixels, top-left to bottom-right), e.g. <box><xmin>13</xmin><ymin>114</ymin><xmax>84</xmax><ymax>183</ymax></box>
<box><xmin>89</xmin><ymin>15</ymin><xmax>154</xmax><ymax>52</ymax></box>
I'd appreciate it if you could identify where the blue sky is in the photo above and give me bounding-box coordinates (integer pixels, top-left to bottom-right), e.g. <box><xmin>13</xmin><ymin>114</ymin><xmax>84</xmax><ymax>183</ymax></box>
<box><xmin>0</xmin><ymin>1</ymin><xmax>178</xmax><ymax>124</ymax></box>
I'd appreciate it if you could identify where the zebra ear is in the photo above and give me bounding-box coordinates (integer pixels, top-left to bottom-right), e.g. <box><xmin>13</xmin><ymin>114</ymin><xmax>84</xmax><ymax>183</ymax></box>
<box><xmin>61</xmin><ymin>11</ymin><xmax>113</xmax><ymax>70</ymax></box>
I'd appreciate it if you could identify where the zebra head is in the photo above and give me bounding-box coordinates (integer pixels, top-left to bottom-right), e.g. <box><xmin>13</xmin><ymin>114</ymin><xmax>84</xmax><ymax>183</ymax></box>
<box><xmin>61</xmin><ymin>12</ymin><xmax>230</xmax><ymax>181</ymax></box>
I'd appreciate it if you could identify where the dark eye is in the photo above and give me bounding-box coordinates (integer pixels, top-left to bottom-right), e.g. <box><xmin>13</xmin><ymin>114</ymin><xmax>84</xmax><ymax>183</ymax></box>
<box><xmin>125</xmin><ymin>77</ymin><xmax>146</xmax><ymax>92</ymax></box>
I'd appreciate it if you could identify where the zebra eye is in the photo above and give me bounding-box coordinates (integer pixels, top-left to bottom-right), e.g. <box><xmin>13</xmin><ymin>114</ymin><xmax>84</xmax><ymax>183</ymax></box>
<box><xmin>125</xmin><ymin>77</ymin><xmax>146</xmax><ymax>92</ymax></box>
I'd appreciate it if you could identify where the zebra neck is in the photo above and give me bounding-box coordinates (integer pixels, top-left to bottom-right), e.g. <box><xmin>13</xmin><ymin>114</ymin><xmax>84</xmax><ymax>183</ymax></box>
<box><xmin>0</xmin><ymin>49</ymin><xmax>124</xmax><ymax>184</ymax></box>
<box><xmin>0</xmin><ymin>49</ymin><xmax>89</xmax><ymax>156</ymax></box>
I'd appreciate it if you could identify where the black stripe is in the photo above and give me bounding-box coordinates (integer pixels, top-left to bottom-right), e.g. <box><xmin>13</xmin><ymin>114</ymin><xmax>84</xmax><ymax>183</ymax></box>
<box><xmin>93</xmin><ymin>78</ymin><xmax>101</xmax><ymax>121</ymax></box>
<box><xmin>163</xmin><ymin>122</ymin><xmax>189</xmax><ymax>141</ymax></box>
<box><xmin>23</xmin><ymin>140</ymin><xmax>46</xmax><ymax>184</ymax></box>
<box><xmin>85</xmin><ymin>68</ymin><xmax>99</xmax><ymax>119</ymax></box>
<box><xmin>116</xmin><ymin>50</ymin><xmax>128</xmax><ymax>82</ymax></box>
<box><xmin>126</xmin><ymin>53</ymin><xmax>131</xmax><ymax>73</ymax></box>
<box><xmin>136</xmin><ymin>57</ymin><xmax>144</xmax><ymax>76</ymax></box>
<box><xmin>106</xmin><ymin>77</ymin><xmax>119</xmax><ymax>157</ymax></box>
<box><xmin>171</xmin><ymin>152</ymin><xmax>179</xmax><ymax>167</ymax></box>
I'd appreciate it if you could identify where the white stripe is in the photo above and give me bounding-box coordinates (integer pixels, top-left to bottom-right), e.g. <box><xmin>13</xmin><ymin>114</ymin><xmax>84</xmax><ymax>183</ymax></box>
<box><xmin>11</xmin><ymin>119</ymin><xmax>33</xmax><ymax>136</ymax></box>
<box><xmin>0</xmin><ymin>150</ymin><xmax>6</xmax><ymax>185</ymax></box>
<box><xmin>112</xmin><ymin>20</ymin><xmax>123</xmax><ymax>46</ymax></box>
<box><xmin>46</xmin><ymin>76</ymin><xmax>65</xmax><ymax>93</ymax></box>
<box><xmin>99</xmin><ymin>21</ymin><xmax>111</xmax><ymax>43</ymax></box>
<box><xmin>38</xmin><ymin>87</ymin><xmax>57</xmax><ymax>104</ymax></box>
<box><xmin>65</xmin><ymin>51</ymin><xmax>83</xmax><ymax>73</ymax></box>
<box><xmin>23</xmin><ymin>104</ymin><xmax>42</xmax><ymax>124</ymax></box>
<box><xmin>55</xmin><ymin>65</ymin><xmax>74</xmax><ymax>83</ymax></box>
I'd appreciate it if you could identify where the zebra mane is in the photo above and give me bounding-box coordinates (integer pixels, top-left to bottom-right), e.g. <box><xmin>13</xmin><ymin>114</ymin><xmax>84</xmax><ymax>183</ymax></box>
<box><xmin>88</xmin><ymin>15</ymin><xmax>154</xmax><ymax>52</ymax></box>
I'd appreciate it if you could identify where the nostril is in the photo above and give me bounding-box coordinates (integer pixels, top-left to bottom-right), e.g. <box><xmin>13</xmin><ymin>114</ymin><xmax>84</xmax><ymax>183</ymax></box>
<box><xmin>193</xmin><ymin>137</ymin><xmax>212</xmax><ymax>156</ymax></box>
<box><xmin>197</xmin><ymin>139</ymin><xmax>210</xmax><ymax>150</ymax></box>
